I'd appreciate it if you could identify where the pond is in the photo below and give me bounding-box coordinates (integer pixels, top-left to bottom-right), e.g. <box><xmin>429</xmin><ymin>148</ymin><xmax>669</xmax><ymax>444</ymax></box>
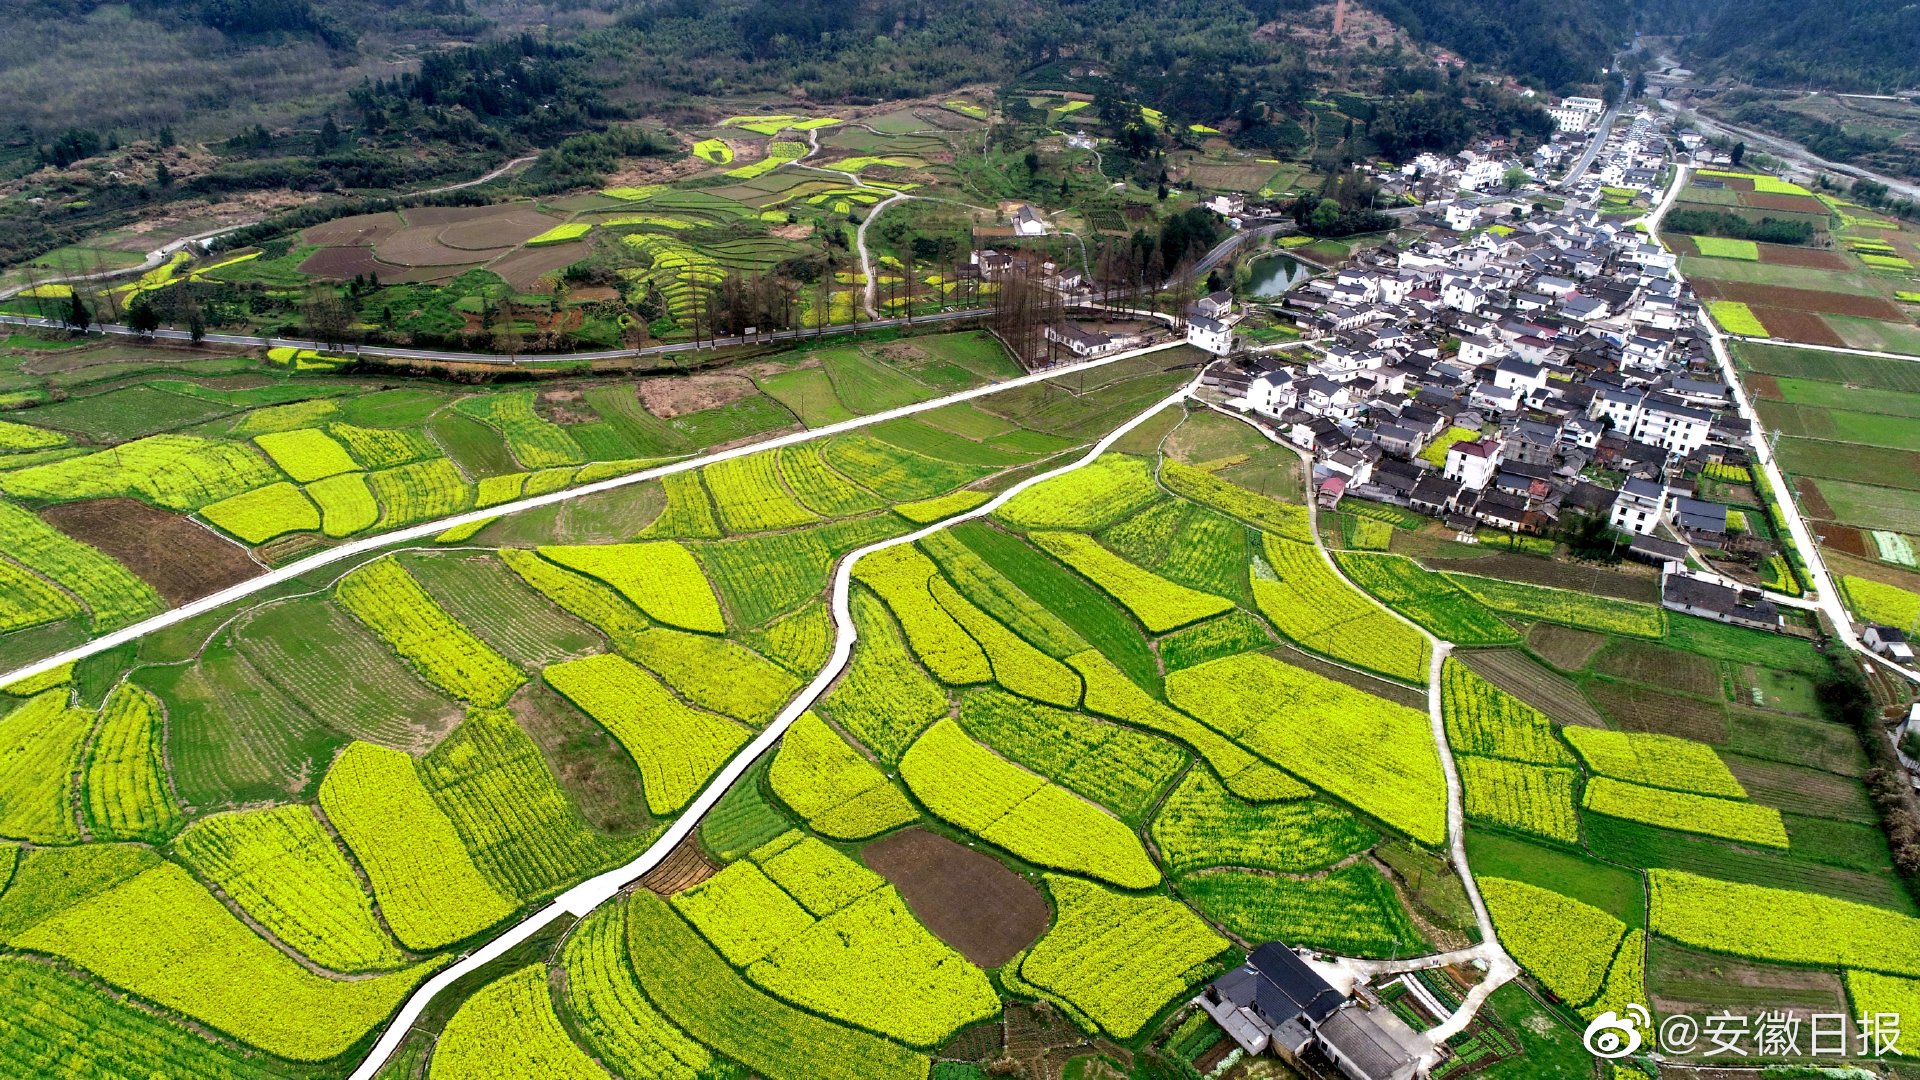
<box><xmin>1246</xmin><ymin>252</ymin><xmax>1313</xmax><ymax>298</ymax></box>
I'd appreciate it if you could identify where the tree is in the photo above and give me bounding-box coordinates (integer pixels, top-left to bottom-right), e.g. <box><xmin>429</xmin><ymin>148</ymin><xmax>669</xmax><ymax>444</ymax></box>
<box><xmin>66</xmin><ymin>293</ymin><xmax>91</xmax><ymax>333</ymax></box>
<box><xmin>128</xmin><ymin>298</ymin><xmax>160</xmax><ymax>336</ymax></box>
<box><xmin>1310</xmin><ymin>200</ymin><xmax>1341</xmax><ymax>233</ymax></box>
<box><xmin>1731</xmin><ymin>141</ymin><xmax>1747</xmax><ymax>167</ymax></box>
<box><xmin>154</xmin><ymin>161</ymin><xmax>172</xmax><ymax>187</ymax></box>
<box><xmin>1023</xmin><ymin>151</ymin><xmax>1040</xmax><ymax>176</ymax></box>
<box><xmin>1502</xmin><ymin>165</ymin><xmax>1528</xmax><ymax>192</ymax></box>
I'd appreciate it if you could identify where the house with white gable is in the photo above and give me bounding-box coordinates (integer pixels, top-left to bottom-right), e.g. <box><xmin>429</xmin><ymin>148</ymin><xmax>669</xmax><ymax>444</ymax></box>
<box><xmin>1444</xmin><ymin>439</ymin><xmax>1501</xmax><ymax>490</ymax></box>
<box><xmin>1609</xmin><ymin>477</ymin><xmax>1667</xmax><ymax>534</ymax></box>
<box><xmin>1187</xmin><ymin>315</ymin><xmax>1235</xmax><ymax>356</ymax></box>
<box><xmin>1245</xmin><ymin>370</ymin><xmax>1297</xmax><ymax>419</ymax></box>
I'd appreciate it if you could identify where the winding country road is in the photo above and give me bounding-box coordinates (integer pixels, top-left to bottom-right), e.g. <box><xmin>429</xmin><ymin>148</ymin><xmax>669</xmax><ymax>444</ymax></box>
<box><xmin>341</xmin><ymin>374</ymin><xmax>1204</xmax><ymax>1080</ymax></box>
<box><xmin>1645</xmin><ymin>163</ymin><xmax>1919</xmax><ymax>687</ymax></box>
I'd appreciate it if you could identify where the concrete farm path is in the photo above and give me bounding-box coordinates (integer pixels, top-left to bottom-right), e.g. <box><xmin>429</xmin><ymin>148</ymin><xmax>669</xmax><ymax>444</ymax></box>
<box><xmin>1646</xmin><ymin>164</ymin><xmax>1918</xmax><ymax>687</ymax></box>
<box><xmin>1192</xmin><ymin>400</ymin><xmax>1518</xmax><ymax>1062</ymax></box>
<box><xmin>0</xmin><ymin>338</ymin><xmax>1192</xmax><ymax>690</ymax></box>
<box><xmin>341</xmin><ymin>374</ymin><xmax>1206</xmax><ymax>1080</ymax></box>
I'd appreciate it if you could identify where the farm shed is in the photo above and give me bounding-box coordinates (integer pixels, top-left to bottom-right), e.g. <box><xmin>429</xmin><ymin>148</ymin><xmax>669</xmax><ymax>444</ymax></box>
<box><xmin>1194</xmin><ymin>943</ymin><xmax>1424</xmax><ymax>1080</ymax></box>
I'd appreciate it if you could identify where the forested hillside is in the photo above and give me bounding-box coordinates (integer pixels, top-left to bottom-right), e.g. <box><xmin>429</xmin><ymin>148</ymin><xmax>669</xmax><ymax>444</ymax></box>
<box><xmin>1641</xmin><ymin>0</ymin><xmax>1920</xmax><ymax>93</ymax></box>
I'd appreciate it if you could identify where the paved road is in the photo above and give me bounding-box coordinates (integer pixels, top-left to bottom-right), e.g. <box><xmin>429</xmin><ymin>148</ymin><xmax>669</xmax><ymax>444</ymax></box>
<box><xmin>1657</xmin><ymin>97</ymin><xmax>1920</xmax><ymax>203</ymax></box>
<box><xmin>1648</xmin><ymin>164</ymin><xmax>1918</xmax><ymax>686</ymax></box>
<box><xmin>0</xmin><ymin>336</ymin><xmax>1190</xmax><ymax>692</ymax></box>
<box><xmin>0</xmin><ymin>306</ymin><xmax>997</xmax><ymax>365</ymax></box>
<box><xmin>1558</xmin><ymin>96</ymin><xmax>1625</xmax><ymax>191</ymax></box>
<box><xmin>342</xmin><ymin>372</ymin><xmax>1203</xmax><ymax>1080</ymax></box>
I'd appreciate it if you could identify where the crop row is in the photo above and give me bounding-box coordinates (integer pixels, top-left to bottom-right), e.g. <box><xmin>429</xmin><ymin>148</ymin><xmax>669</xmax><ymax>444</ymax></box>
<box><xmin>0</xmin><ymin>434</ymin><xmax>278</xmax><ymax>511</ymax></box>
<box><xmin>1480</xmin><ymin>877</ymin><xmax>1626</xmax><ymax>1007</ymax></box>
<box><xmin>1150</xmin><ymin>767</ymin><xmax>1375</xmax><ymax>876</ymax></box>
<box><xmin>336</xmin><ymin>558</ymin><xmax>526</xmax><ymax>706</ymax></box>
<box><xmin>1179</xmin><ymin>863</ymin><xmax>1424</xmax><ymax>960</ymax></box>
<box><xmin>822</xmin><ymin>435</ymin><xmax>989</xmax><ymax>503</ymax></box>
<box><xmin>1439</xmin><ymin>659</ymin><xmax>1573</xmax><ymax>766</ymax></box>
<box><xmin>778</xmin><ymin>446</ymin><xmax>884</xmax><ymax>517</ymax></box>
<box><xmin>1444</xmin><ymin>573</ymin><xmax>1665</xmax><ymax>638</ymax></box>
<box><xmin>1019</xmin><ymin>874</ymin><xmax>1228</xmax><ymax>1038</ymax></box>
<box><xmin>201</xmin><ymin>482</ymin><xmax>321</xmax><ymax>544</ymax></box>
<box><xmin>1159</xmin><ymin>459</ymin><xmax>1312</xmax><ymax>542</ymax></box>
<box><xmin>1068</xmin><ymin>649</ymin><xmax>1308</xmax><ymax>802</ymax></box>
<box><xmin>0</xmin><ymin>500</ymin><xmax>162</xmax><ymax>631</ymax></box>
<box><xmin>560</xmin><ymin>904</ymin><xmax>722</xmax><ymax>1080</ymax></box>
<box><xmin>81</xmin><ymin>683</ymin><xmax>181</xmax><ymax>843</ymax></box>
<box><xmin>319</xmin><ymin>740</ymin><xmax>516</xmax><ymax>950</ymax></box>
<box><xmin>1334</xmin><ymin>552</ymin><xmax>1519</xmax><ymax>645</ymax></box>
<box><xmin>957</xmin><ymin>688</ymin><xmax>1183</xmax><ymax>824</ymax></box>
<box><xmin>1649</xmin><ymin>869</ymin><xmax>1920</xmax><ymax>975</ymax></box>
<box><xmin>1253</xmin><ymin>535</ymin><xmax>1430</xmax><ymax>683</ymax></box>
<box><xmin>173</xmin><ymin>803</ymin><xmax>404</xmax><ymax>973</ymax></box>
<box><xmin>1458</xmin><ymin>756</ymin><xmax>1581</xmax><ymax>844</ymax></box>
<box><xmin>769</xmin><ymin>712</ymin><xmax>917</xmax><ymax>839</ymax></box>
<box><xmin>544</xmin><ymin>653</ymin><xmax>749</xmax><ymax>815</ymax></box>
<box><xmin>919</xmin><ymin>530</ymin><xmax>1085</xmax><ymax>658</ymax></box>
<box><xmin>0</xmin><ymin>689</ymin><xmax>92</xmax><ymax>843</ymax></box>
<box><xmin>998</xmin><ymin>455</ymin><xmax>1161</xmax><ymax>531</ymax></box>
<box><xmin>539</xmin><ymin>542</ymin><xmax>726</xmax><ymax>633</ymax></box>
<box><xmin>1583</xmin><ymin>776</ymin><xmax>1789</xmax><ymax>848</ymax></box>
<box><xmin>704</xmin><ymin>452</ymin><xmax>821</xmax><ymax>532</ymax></box>
<box><xmin>1032</xmin><ymin>530</ymin><xmax>1233</xmax><ymax>634</ymax></box>
<box><xmin>1561</xmin><ymin>727</ymin><xmax>1744</xmax><ymax>797</ymax></box>
<box><xmin>1167</xmin><ymin>653</ymin><xmax>1447</xmax><ymax>845</ymax></box>
<box><xmin>818</xmin><ymin>591</ymin><xmax>950</xmax><ymax>763</ymax></box>
<box><xmin>899</xmin><ymin>718</ymin><xmax>1160</xmax><ymax>888</ymax></box>
<box><xmin>431</xmin><ymin>964</ymin><xmax>606</xmax><ymax>1079</ymax></box>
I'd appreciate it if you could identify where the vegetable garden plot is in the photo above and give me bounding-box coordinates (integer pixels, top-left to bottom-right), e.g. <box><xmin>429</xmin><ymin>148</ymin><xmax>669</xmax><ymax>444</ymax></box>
<box><xmin>1560</xmin><ymin>728</ymin><xmax>1744</xmax><ymax>797</ymax></box>
<box><xmin>173</xmin><ymin>804</ymin><xmax>404</xmax><ymax>973</ymax></box>
<box><xmin>1168</xmin><ymin>653</ymin><xmax>1446</xmax><ymax>845</ymax></box>
<box><xmin>1159</xmin><ymin>458</ymin><xmax>1312</xmax><ymax>541</ymax></box>
<box><xmin>319</xmin><ymin>741</ymin><xmax>515</xmax><ymax>951</ymax></box>
<box><xmin>1018</xmin><ymin>875</ymin><xmax>1229</xmax><ymax>1039</ymax></box>
<box><xmin>778</xmin><ymin>445</ymin><xmax>885</xmax><ymax>517</ymax></box>
<box><xmin>199</xmin><ymin>482</ymin><xmax>321</xmax><ymax>544</ymax></box>
<box><xmin>305</xmin><ymin>472</ymin><xmax>378</xmax><ymax>537</ymax></box>
<box><xmin>899</xmin><ymin>719</ymin><xmax>1160</xmax><ymax>888</ymax></box>
<box><xmin>369</xmin><ymin>457</ymin><xmax>474</xmax><ymax>528</ymax></box>
<box><xmin>852</xmin><ymin>544</ymin><xmax>991</xmax><ymax>684</ymax></box>
<box><xmin>919</xmin><ymin>530</ymin><xmax>1084</xmax><ymax>658</ymax></box>
<box><xmin>544</xmin><ymin>653</ymin><xmax>749</xmax><ymax>815</ymax></box>
<box><xmin>1444</xmin><ymin>573</ymin><xmax>1665</xmax><ymax>638</ymax></box>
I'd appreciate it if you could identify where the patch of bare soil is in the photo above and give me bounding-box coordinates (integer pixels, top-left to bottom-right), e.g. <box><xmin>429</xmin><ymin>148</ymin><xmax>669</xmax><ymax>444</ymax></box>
<box><xmin>639</xmin><ymin>836</ymin><xmax>716</xmax><ymax>894</ymax></box>
<box><xmin>875</xmin><ymin>342</ymin><xmax>927</xmax><ymax>362</ymax></box>
<box><xmin>510</xmin><ymin>680</ymin><xmax>651</xmax><ymax>838</ymax></box>
<box><xmin>42</xmin><ymin>498</ymin><xmax>256</xmax><ymax>604</ymax></box>
<box><xmin>771</xmin><ymin>221</ymin><xmax>816</xmax><ymax>241</ymax></box>
<box><xmin>861</xmin><ymin>827</ymin><xmax>1050</xmax><ymax>968</ymax></box>
<box><xmin>605</xmin><ymin>152</ymin><xmax>719</xmax><ymax>188</ymax></box>
<box><xmin>636</xmin><ymin>373</ymin><xmax>761</xmax><ymax>418</ymax></box>
<box><xmin>536</xmin><ymin>388</ymin><xmax>595</xmax><ymax>425</ymax></box>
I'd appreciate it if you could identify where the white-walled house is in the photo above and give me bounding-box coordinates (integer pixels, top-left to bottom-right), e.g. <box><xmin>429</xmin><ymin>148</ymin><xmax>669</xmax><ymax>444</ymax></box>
<box><xmin>1610</xmin><ymin>478</ymin><xmax>1667</xmax><ymax>534</ymax></box>
<box><xmin>1188</xmin><ymin>315</ymin><xmax>1234</xmax><ymax>355</ymax></box>
<box><xmin>1445</xmin><ymin>439</ymin><xmax>1500</xmax><ymax>490</ymax></box>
